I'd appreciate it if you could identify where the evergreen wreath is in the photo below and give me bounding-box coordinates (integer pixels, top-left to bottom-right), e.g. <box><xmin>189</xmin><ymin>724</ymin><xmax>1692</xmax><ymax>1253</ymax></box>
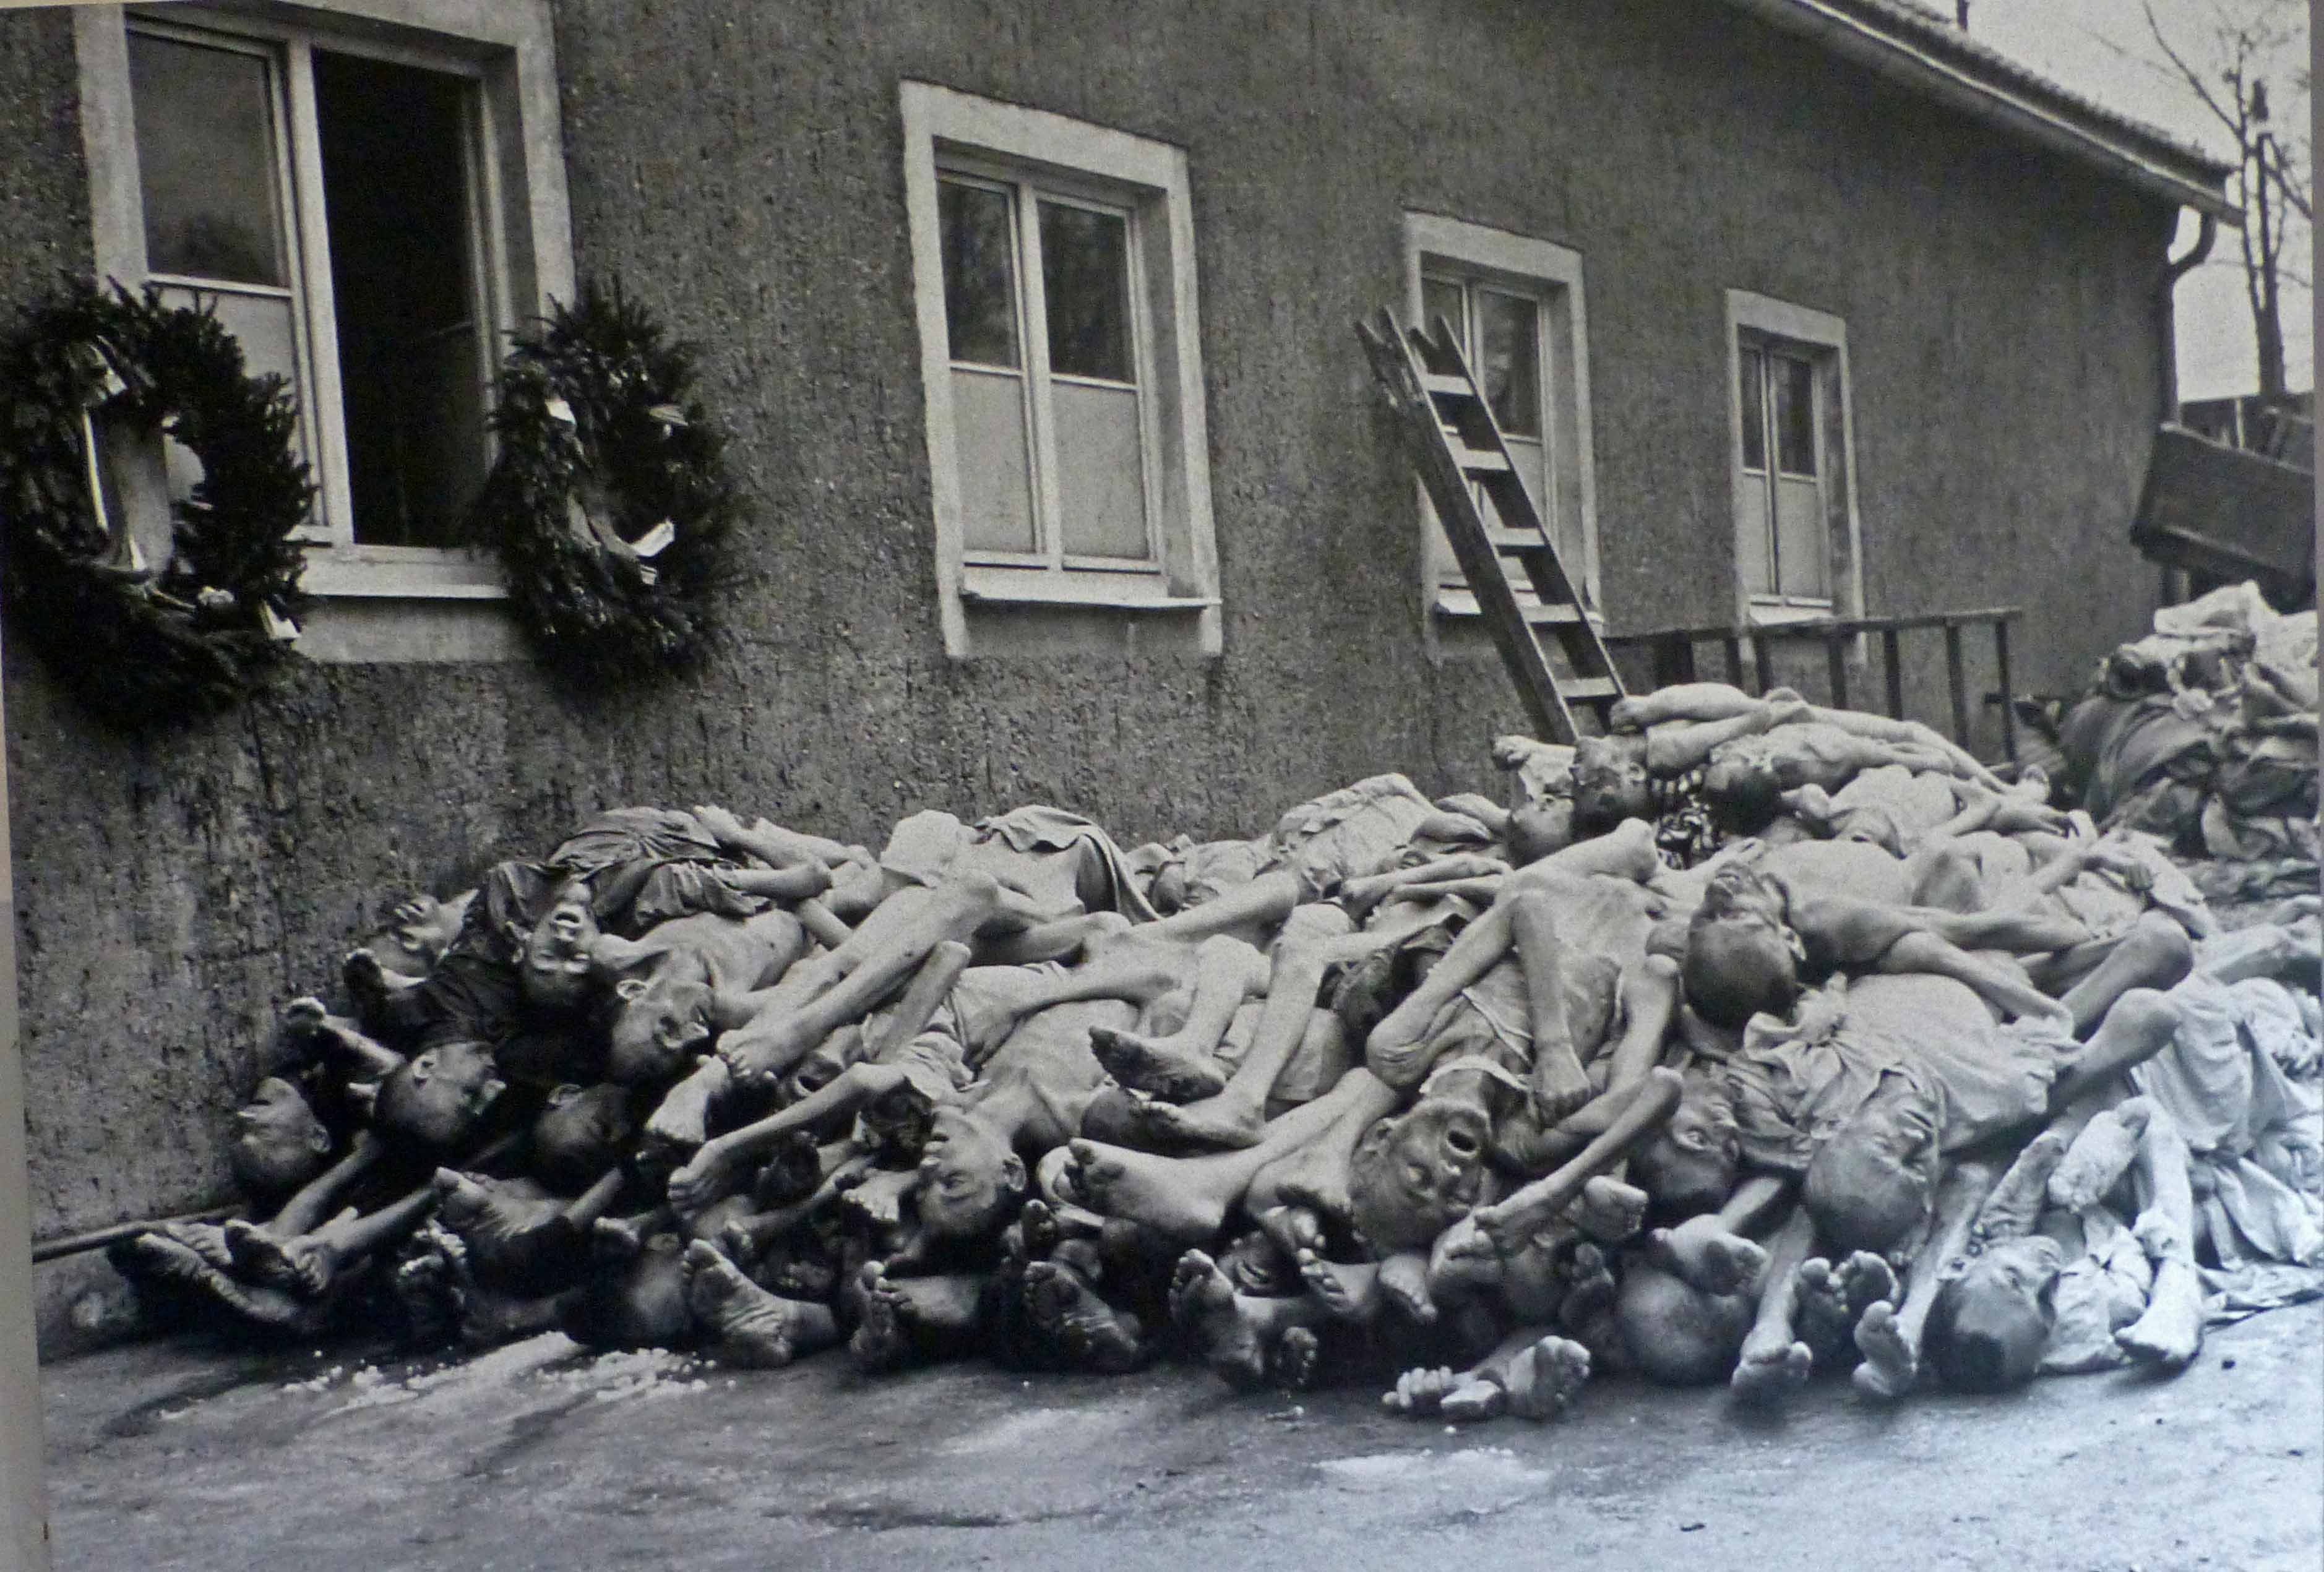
<box><xmin>474</xmin><ymin>281</ymin><xmax>739</xmax><ymax>679</ymax></box>
<box><xmin>0</xmin><ymin>281</ymin><xmax>311</xmax><ymax>726</ymax></box>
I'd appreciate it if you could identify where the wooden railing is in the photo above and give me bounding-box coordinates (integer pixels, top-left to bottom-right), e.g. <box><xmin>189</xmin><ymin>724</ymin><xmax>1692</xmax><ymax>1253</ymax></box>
<box><xmin>1602</xmin><ymin>606</ymin><xmax>2023</xmax><ymax>763</ymax></box>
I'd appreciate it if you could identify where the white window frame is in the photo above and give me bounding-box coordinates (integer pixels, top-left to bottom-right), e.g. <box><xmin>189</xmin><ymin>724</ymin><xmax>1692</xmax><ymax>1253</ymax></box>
<box><xmin>902</xmin><ymin>82</ymin><xmax>1220</xmax><ymax>658</ymax></box>
<box><xmin>75</xmin><ymin>0</ymin><xmax>577</xmax><ymax>606</ymax></box>
<box><xmin>1724</xmin><ymin>291</ymin><xmax>1864</xmax><ymax>629</ymax></box>
<box><xmin>1401</xmin><ymin>214</ymin><xmax>1600</xmax><ymax>640</ymax></box>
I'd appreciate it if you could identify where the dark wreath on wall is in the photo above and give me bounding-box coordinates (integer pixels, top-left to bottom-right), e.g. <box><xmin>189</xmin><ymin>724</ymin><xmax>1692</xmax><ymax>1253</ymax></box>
<box><xmin>472</xmin><ymin>281</ymin><xmax>741</xmax><ymax>682</ymax></box>
<box><xmin>0</xmin><ymin>281</ymin><xmax>311</xmax><ymax>727</ymax></box>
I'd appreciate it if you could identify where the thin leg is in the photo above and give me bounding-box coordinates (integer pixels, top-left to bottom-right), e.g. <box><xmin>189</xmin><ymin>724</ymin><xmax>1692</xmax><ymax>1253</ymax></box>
<box><xmin>1853</xmin><ymin>1159</ymin><xmax>1997</xmax><ymax>1400</ymax></box>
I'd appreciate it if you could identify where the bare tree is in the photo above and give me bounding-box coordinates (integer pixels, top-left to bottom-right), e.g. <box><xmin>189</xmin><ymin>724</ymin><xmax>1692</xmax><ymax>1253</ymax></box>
<box><xmin>2140</xmin><ymin>0</ymin><xmax>2311</xmax><ymax>401</ymax></box>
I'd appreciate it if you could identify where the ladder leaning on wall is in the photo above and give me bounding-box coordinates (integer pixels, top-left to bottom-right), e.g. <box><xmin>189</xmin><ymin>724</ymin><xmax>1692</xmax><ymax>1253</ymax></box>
<box><xmin>1356</xmin><ymin>307</ymin><xmax>1626</xmax><ymax>744</ymax></box>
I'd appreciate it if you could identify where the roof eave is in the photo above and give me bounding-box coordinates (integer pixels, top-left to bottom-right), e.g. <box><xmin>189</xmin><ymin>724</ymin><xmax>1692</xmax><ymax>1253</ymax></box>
<box><xmin>1718</xmin><ymin>0</ymin><xmax>2242</xmax><ymax>223</ymax></box>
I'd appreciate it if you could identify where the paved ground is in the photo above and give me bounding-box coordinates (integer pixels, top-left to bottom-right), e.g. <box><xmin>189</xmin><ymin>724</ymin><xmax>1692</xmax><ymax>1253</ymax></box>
<box><xmin>34</xmin><ymin>1300</ymin><xmax>2324</xmax><ymax>1572</ymax></box>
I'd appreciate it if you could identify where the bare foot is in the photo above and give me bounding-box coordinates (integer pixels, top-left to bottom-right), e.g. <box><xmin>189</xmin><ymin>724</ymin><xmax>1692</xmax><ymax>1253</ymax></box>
<box><xmin>431</xmin><ymin>1170</ymin><xmax>579</xmax><ymax>1284</ymax></box>
<box><xmin>1851</xmin><ymin>1300</ymin><xmax>1916</xmax><ymax>1399</ymax></box>
<box><xmin>1383</xmin><ymin>1365</ymin><xmax>1459</xmax><ymax>1415</ymax></box>
<box><xmin>1270</xmin><ymin>1325</ymin><xmax>1321</xmax><ymax>1391</ymax></box>
<box><xmin>1531</xmin><ymin>1042</ymin><xmax>1595</xmax><ymax>1125</ymax></box>
<box><xmin>1503</xmin><ymin>1335</ymin><xmax>1591</xmax><ymax>1421</ymax></box>
<box><xmin>666</xmin><ymin>1140</ymin><xmax>754</xmax><ymax>1219</ymax></box>
<box><xmin>684</xmin><ymin>1240</ymin><xmax>833</xmax><ymax>1368</ymax></box>
<box><xmin>850</xmin><ymin>1263</ymin><xmax>916</xmax><ymax>1372</ymax></box>
<box><xmin>2117</xmin><ymin>1245</ymin><xmax>2203</xmax><ymax>1370</ymax></box>
<box><xmin>2049</xmin><ymin>1105</ymin><xmax>2150</xmax><ymax>1212</ymax></box>
<box><xmin>1554</xmin><ymin>1242</ymin><xmax>1617</xmax><ymax>1333</ymax></box>
<box><xmin>1426</xmin><ymin>1216</ymin><xmax>1502</xmax><ymax>1300</ymax></box>
<box><xmin>1573</xmin><ymin>1175</ymin><xmax>1648</xmax><ymax>1245</ymax></box>
<box><xmin>1791</xmin><ymin>1258</ymin><xmax>1856</xmax><ymax>1360</ymax></box>
<box><xmin>1255</xmin><ymin>1202</ymin><xmax>1328</xmax><ymax>1264</ymax></box>
<box><xmin>1069</xmin><ymin>1140</ymin><xmax>1229</xmax><ymax>1243</ymax></box>
<box><xmin>1377</xmin><ymin>1251</ymin><xmax>1437</xmax><ymax>1323</ymax></box>
<box><xmin>1169</xmin><ymin>1250</ymin><xmax>1268</xmax><ymax>1389</ymax></box>
<box><xmin>1089</xmin><ymin>1025</ymin><xmax>1228</xmax><ymax>1102</ymax></box>
<box><xmin>1123</xmin><ymin>1091</ymin><xmax>1267</xmax><ymax>1151</ymax></box>
<box><xmin>1731</xmin><ymin>1324</ymin><xmax>1813</xmax><ymax>1403</ymax></box>
<box><xmin>1023</xmin><ymin>1259</ymin><xmax>1145</xmax><ymax>1373</ymax></box>
<box><xmin>1646</xmin><ymin>1217</ymin><xmax>1769</xmax><ymax>1297</ymax></box>
<box><xmin>592</xmin><ymin>1214</ymin><xmax>650</xmax><ymax>1263</ymax></box>
<box><xmin>838</xmin><ymin>1169</ymin><xmax>915</xmax><ymax>1233</ymax></box>
<box><xmin>1296</xmin><ymin>1251</ymin><xmax>1378</xmax><ymax>1321</ymax></box>
<box><xmin>281</xmin><ymin>996</ymin><xmax>331</xmax><ymax>1040</ymax></box>
<box><xmin>643</xmin><ymin>1069</ymin><xmax>722</xmax><ymax>1156</ymax></box>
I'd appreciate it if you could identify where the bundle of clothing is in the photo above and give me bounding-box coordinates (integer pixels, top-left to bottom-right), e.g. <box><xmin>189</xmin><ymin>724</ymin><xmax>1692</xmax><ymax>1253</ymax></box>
<box><xmin>2059</xmin><ymin>582</ymin><xmax>2318</xmax><ymax>908</ymax></box>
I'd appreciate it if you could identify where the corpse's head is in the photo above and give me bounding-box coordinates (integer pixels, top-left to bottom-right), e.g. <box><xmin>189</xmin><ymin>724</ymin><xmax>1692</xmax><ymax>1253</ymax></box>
<box><xmin>531</xmin><ymin>1082</ymin><xmax>638</xmax><ymax>1189</ymax></box>
<box><xmin>228</xmin><ymin>1076</ymin><xmax>333</xmax><ymax>1197</ymax></box>
<box><xmin>913</xmin><ymin>1106</ymin><xmax>1026</xmax><ymax>1240</ymax></box>
<box><xmin>607</xmin><ymin>973</ymin><xmax>713</xmax><ymax>1084</ymax></box>
<box><xmin>1702</xmin><ymin>751</ymin><xmax>1785</xmax><ymax>835</ymax></box>
<box><xmin>1681</xmin><ymin>863</ymin><xmax>1805</xmax><ymax>1029</ymax></box>
<box><xmin>510</xmin><ymin>878</ymin><xmax>601</xmax><ymax>1011</ymax></box>
<box><xmin>1924</xmin><ymin>1235</ymin><xmax>2064</xmax><ymax>1393</ymax></box>
<box><xmin>1570</xmin><ymin>734</ymin><xmax>1655</xmax><ymax>833</ymax></box>
<box><xmin>1801</xmin><ymin>1075</ymin><xmax>1942</xmax><ymax>1253</ymax></box>
<box><xmin>1348</xmin><ymin>1096</ymin><xmax>1491</xmax><ymax>1255</ymax></box>
<box><xmin>1614</xmin><ymin>1261</ymin><xmax>1755</xmax><ymax>1386</ymax></box>
<box><xmin>1831</xmin><ymin>803</ymin><xmax>1906</xmax><ymax>859</ymax></box>
<box><xmin>358</xmin><ymin>1037</ymin><xmax>506</xmax><ymax>1152</ymax></box>
<box><xmin>1508</xmin><ymin>800</ymin><xmax>1575</xmax><ymax>865</ymax></box>
<box><xmin>1631</xmin><ymin>1073</ymin><xmax>1741</xmax><ymax>1219</ymax></box>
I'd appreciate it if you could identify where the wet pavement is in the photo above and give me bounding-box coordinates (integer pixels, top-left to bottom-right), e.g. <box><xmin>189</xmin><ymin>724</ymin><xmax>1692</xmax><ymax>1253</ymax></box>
<box><xmin>34</xmin><ymin>1300</ymin><xmax>2324</xmax><ymax>1572</ymax></box>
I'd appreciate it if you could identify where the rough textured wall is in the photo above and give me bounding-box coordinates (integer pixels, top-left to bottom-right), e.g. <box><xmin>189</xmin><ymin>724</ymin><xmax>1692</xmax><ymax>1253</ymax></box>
<box><xmin>6</xmin><ymin>0</ymin><xmax>2172</xmax><ymax>1331</ymax></box>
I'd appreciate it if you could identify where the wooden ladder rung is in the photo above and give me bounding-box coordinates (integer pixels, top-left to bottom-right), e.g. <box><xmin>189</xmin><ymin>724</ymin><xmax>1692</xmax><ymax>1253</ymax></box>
<box><xmin>1487</xmin><ymin>529</ymin><xmax>1547</xmax><ymax>552</ymax></box>
<box><xmin>1518</xmin><ymin>601</ymin><xmax>1583</xmax><ymax>625</ymax></box>
<box><xmin>1421</xmin><ymin>373</ymin><xmax>1476</xmax><ymax>399</ymax></box>
<box><xmin>1557</xmin><ymin>677</ymin><xmax>1620</xmax><ymax>702</ymax></box>
<box><xmin>1453</xmin><ymin>446</ymin><xmax>1510</xmax><ymax>474</ymax></box>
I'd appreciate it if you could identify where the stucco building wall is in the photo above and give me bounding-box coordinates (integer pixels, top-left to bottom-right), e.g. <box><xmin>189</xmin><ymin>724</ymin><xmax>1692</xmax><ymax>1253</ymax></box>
<box><xmin>4</xmin><ymin>0</ymin><xmax>2173</xmax><ymax>1343</ymax></box>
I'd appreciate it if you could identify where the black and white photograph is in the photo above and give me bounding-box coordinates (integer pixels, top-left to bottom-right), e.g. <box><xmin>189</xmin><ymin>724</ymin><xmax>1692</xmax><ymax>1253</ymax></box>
<box><xmin>1</xmin><ymin>0</ymin><xmax>2318</xmax><ymax>1567</ymax></box>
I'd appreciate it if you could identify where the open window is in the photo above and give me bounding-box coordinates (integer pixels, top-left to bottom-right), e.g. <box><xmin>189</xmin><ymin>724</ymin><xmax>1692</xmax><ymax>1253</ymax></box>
<box><xmin>903</xmin><ymin>83</ymin><xmax>1220</xmax><ymax>657</ymax></box>
<box><xmin>78</xmin><ymin>2</ymin><xmax>575</xmax><ymax>637</ymax></box>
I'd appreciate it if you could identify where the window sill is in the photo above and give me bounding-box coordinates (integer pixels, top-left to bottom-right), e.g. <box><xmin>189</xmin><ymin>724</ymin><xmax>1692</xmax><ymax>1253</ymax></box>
<box><xmin>299</xmin><ymin>548</ymin><xmax>506</xmax><ymax>601</ymax></box>
<box><xmin>960</xmin><ymin>568</ymin><xmax>1216</xmax><ymax>612</ymax></box>
<box><xmin>1745</xmin><ymin>599</ymin><xmax>1837</xmax><ymax>627</ymax></box>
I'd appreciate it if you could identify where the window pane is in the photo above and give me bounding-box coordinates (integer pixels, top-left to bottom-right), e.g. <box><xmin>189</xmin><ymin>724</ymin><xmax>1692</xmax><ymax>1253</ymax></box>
<box><xmin>314</xmin><ymin>50</ymin><xmax>487</xmax><ymax>548</ymax></box>
<box><xmin>939</xmin><ymin>179</ymin><xmax>1020</xmax><ymax>369</ymax></box>
<box><xmin>1774</xmin><ymin>353</ymin><xmax>1817</xmax><ymax>477</ymax></box>
<box><xmin>1775</xmin><ymin>477</ymin><xmax>1829</xmax><ymax>600</ymax></box>
<box><xmin>1052</xmin><ymin>381</ymin><xmax>1148</xmax><ymax>559</ymax></box>
<box><xmin>951</xmin><ymin>369</ymin><xmax>1036</xmax><ymax>554</ymax></box>
<box><xmin>1422</xmin><ymin>277</ymin><xmax>1466</xmax><ymax>348</ymax></box>
<box><xmin>157</xmin><ymin>286</ymin><xmax>308</xmax><ymax>515</ymax></box>
<box><xmin>1039</xmin><ymin>202</ymin><xmax>1131</xmax><ymax>383</ymax></box>
<box><xmin>129</xmin><ymin>33</ymin><xmax>286</xmax><ymax>286</ymax></box>
<box><xmin>1735</xmin><ymin>471</ymin><xmax>1774</xmax><ymax>596</ymax></box>
<box><xmin>1737</xmin><ymin>346</ymin><xmax>1766</xmax><ymax>472</ymax></box>
<box><xmin>1476</xmin><ymin>290</ymin><xmax>1541</xmax><ymax>437</ymax></box>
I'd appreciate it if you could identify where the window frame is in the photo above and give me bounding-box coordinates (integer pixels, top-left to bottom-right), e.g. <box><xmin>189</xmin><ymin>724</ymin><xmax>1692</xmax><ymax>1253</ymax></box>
<box><xmin>1723</xmin><ymin>291</ymin><xmax>1864</xmax><ymax>629</ymax></box>
<box><xmin>76</xmin><ymin>0</ymin><xmax>576</xmax><ymax>612</ymax></box>
<box><xmin>902</xmin><ymin>82</ymin><xmax>1221</xmax><ymax>659</ymax></box>
<box><xmin>1401</xmin><ymin>214</ymin><xmax>1599</xmax><ymax>648</ymax></box>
